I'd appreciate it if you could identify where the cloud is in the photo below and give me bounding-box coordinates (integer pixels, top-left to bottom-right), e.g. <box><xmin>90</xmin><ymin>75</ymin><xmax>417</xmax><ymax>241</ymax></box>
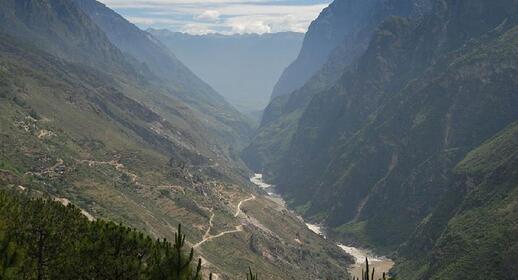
<box><xmin>101</xmin><ymin>0</ymin><xmax>331</xmax><ymax>34</ymax></box>
<box><xmin>195</xmin><ymin>10</ymin><xmax>220</xmax><ymax>22</ymax></box>
<box><xmin>126</xmin><ymin>16</ymin><xmax>180</xmax><ymax>25</ymax></box>
<box><xmin>229</xmin><ymin>19</ymin><xmax>271</xmax><ymax>34</ymax></box>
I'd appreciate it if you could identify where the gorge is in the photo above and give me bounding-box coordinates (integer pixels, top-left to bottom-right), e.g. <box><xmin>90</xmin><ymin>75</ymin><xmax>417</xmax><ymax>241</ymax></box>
<box><xmin>0</xmin><ymin>0</ymin><xmax>517</xmax><ymax>279</ymax></box>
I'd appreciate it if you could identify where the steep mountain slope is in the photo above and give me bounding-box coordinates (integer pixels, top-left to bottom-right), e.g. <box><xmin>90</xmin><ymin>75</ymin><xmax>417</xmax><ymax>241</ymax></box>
<box><xmin>73</xmin><ymin>0</ymin><xmax>224</xmax><ymax>104</ymax></box>
<box><xmin>0</xmin><ymin>0</ymin><xmax>251</xmax><ymax>169</ymax></box>
<box><xmin>243</xmin><ymin>0</ymin><xmax>431</xmax><ymax>172</ymax></box>
<box><xmin>263</xmin><ymin>0</ymin><xmax>518</xmax><ymax>269</ymax></box>
<box><xmin>0</xmin><ymin>0</ymin><xmax>135</xmax><ymax>74</ymax></box>
<box><xmin>396</xmin><ymin>122</ymin><xmax>518</xmax><ymax>279</ymax></box>
<box><xmin>148</xmin><ymin>30</ymin><xmax>304</xmax><ymax>114</ymax></box>
<box><xmin>270</xmin><ymin>0</ymin><xmax>431</xmax><ymax>100</ymax></box>
<box><xmin>0</xmin><ymin>0</ymin><xmax>352</xmax><ymax>278</ymax></box>
<box><xmin>72</xmin><ymin>0</ymin><xmax>253</xmax><ymax>160</ymax></box>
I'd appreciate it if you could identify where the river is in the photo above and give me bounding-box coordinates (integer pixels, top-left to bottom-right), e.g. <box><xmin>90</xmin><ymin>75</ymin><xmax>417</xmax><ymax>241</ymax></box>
<box><xmin>250</xmin><ymin>173</ymin><xmax>394</xmax><ymax>279</ymax></box>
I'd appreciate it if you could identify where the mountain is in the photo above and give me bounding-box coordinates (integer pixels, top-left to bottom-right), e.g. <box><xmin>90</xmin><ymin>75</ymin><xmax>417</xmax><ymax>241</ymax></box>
<box><xmin>0</xmin><ymin>0</ymin><xmax>134</xmax><ymax>74</ymax></box>
<box><xmin>243</xmin><ymin>0</ymin><xmax>432</xmax><ymax>172</ymax></box>
<box><xmin>244</xmin><ymin>0</ymin><xmax>518</xmax><ymax>278</ymax></box>
<box><xmin>270</xmin><ymin>0</ymin><xmax>432</xmax><ymax>100</ymax></box>
<box><xmin>396</xmin><ymin>121</ymin><xmax>518</xmax><ymax>279</ymax></box>
<box><xmin>0</xmin><ymin>0</ymin><xmax>352</xmax><ymax>278</ymax></box>
<box><xmin>72</xmin><ymin>0</ymin><xmax>254</xmax><ymax>156</ymax></box>
<box><xmin>148</xmin><ymin>30</ymin><xmax>304</xmax><ymax>115</ymax></box>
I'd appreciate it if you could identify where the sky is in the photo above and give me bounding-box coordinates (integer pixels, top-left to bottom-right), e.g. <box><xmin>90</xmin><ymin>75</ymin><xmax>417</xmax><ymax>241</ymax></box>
<box><xmin>101</xmin><ymin>0</ymin><xmax>331</xmax><ymax>35</ymax></box>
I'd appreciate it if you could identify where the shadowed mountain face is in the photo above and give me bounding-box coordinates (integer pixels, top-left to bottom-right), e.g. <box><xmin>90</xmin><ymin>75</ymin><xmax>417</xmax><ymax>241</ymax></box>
<box><xmin>397</xmin><ymin>121</ymin><xmax>518</xmax><ymax>280</ymax></box>
<box><xmin>244</xmin><ymin>0</ymin><xmax>431</xmax><ymax>172</ymax></box>
<box><xmin>0</xmin><ymin>0</ymin><xmax>134</xmax><ymax>74</ymax></box>
<box><xmin>148</xmin><ymin>30</ymin><xmax>304</xmax><ymax>116</ymax></box>
<box><xmin>244</xmin><ymin>0</ymin><xmax>518</xmax><ymax>278</ymax></box>
<box><xmin>270</xmin><ymin>0</ymin><xmax>432</xmax><ymax>100</ymax></box>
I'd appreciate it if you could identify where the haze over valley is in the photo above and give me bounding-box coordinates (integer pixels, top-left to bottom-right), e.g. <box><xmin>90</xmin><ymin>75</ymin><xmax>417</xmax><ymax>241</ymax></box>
<box><xmin>148</xmin><ymin>30</ymin><xmax>304</xmax><ymax>117</ymax></box>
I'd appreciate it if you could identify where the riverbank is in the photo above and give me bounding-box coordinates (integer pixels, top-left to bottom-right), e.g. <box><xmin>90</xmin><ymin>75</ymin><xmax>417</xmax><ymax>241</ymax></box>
<box><xmin>250</xmin><ymin>173</ymin><xmax>394</xmax><ymax>279</ymax></box>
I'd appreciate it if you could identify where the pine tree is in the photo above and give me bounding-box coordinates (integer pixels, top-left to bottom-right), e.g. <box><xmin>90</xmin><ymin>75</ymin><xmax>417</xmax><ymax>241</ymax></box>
<box><xmin>246</xmin><ymin>267</ymin><xmax>258</xmax><ymax>280</ymax></box>
<box><xmin>352</xmin><ymin>258</ymin><xmax>395</xmax><ymax>280</ymax></box>
<box><xmin>0</xmin><ymin>191</ymin><xmax>205</xmax><ymax>280</ymax></box>
<box><xmin>0</xmin><ymin>233</ymin><xmax>19</xmax><ymax>279</ymax></box>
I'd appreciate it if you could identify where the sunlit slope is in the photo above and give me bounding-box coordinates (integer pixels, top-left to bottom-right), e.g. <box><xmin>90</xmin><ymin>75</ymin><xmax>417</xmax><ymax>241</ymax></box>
<box><xmin>0</xmin><ymin>0</ymin><xmax>351</xmax><ymax>278</ymax></box>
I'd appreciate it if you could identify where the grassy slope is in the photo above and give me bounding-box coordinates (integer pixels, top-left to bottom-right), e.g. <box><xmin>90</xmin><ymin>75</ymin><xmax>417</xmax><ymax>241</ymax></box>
<box><xmin>0</xmin><ymin>26</ymin><xmax>350</xmax><ymax>280</ymax></box>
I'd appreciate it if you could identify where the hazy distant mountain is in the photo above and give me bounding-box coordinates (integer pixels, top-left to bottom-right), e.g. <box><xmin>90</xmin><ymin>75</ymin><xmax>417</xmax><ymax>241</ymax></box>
<box><xmin>148</xmin><ymin>29</ymin><xmax>304</xmax><ymax>115</ymax></box>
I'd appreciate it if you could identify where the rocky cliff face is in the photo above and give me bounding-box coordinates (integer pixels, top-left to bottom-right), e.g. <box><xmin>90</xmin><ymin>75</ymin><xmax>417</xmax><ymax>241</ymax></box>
<box><xmin>279</xmin><ymin>0</ymin><xmax>518</xmax><ymax>232</ymax></box>
<box><xmin>397</xmin><ymin>121</ymin><xmax>518</xmax><ymax>279</ymax></box>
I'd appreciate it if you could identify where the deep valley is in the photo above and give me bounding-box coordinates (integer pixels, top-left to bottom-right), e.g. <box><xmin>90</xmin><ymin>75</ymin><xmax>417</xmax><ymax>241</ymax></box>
<box><xmin>0</xmin><ymin>0</ymin><xmax>517</xmax><ymax>279</ymax></box>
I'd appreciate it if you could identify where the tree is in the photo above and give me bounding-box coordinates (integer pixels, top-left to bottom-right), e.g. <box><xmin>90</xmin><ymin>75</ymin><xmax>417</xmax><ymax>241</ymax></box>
<box><xmin>0</xmin><ymin>232</ymin><xmax>20</xmax><ymax>279</ymax></box>
<box><xmin>146</xmin><ymin>224</ymin><xmax>202</xmax><ymax>280</ymax></box>
<box><xmin>351</xmin><ymin>258</ymin><xmax>395</xmax><ymax>280</ymax></box>
<box><xmin>246</xmin><ymin>267</ymin><xmax>258</xmax><ymax>280</ymax></box>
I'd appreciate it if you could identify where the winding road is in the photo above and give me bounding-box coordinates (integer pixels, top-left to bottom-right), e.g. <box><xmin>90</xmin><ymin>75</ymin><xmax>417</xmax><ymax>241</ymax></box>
<box><xmin>234</xmin><ymin>195</ymin><xmax>255</xmax><ymax>217</ymax></box>
<box><xmin>75</xmin><ymin>158</ymin><xmax>258</xmax><ymax>251</ymax></box>
<box><xmin>194</xmin><ymin>194</ymin><xmax>255</xmax><ymax>248</ymax></box>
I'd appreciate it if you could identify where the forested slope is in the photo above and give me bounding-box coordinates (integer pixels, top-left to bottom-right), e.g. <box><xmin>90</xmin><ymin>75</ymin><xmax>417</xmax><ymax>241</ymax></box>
<box><xmin>0</xmin><ymin>190</ymin><xmax>203</xmax><ymax>279</ymax></box>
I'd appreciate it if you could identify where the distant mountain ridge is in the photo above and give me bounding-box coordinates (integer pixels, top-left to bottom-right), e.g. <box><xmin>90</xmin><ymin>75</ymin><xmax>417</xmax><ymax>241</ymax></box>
<box><xmin>73</xmin><ymin>0</ymin><xmax>227</xmax><ymax>105</ymax></box>
<box><xmin>148</xmin><ymin>29</ymin><xmax>304</xmax><ymax>115</ymax></box>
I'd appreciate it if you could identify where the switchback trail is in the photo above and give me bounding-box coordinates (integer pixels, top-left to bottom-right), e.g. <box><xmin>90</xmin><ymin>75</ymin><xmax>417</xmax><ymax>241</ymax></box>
<box><xmin>234</xmin><ymin>195</ymin><xmax>256</xmax><ymax>217</ymax></box>
<box><xmin>194</xmin><ymin>194</ymin><xmax>256</xmax><ymax>248</ymax></box>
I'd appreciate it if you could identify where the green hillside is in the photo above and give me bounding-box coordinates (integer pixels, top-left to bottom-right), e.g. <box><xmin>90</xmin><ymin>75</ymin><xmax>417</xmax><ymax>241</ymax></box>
<box><xmin>0</xmin><ymin>0</ymin><xmax>351</xmax><ymax>278</ymax></box>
